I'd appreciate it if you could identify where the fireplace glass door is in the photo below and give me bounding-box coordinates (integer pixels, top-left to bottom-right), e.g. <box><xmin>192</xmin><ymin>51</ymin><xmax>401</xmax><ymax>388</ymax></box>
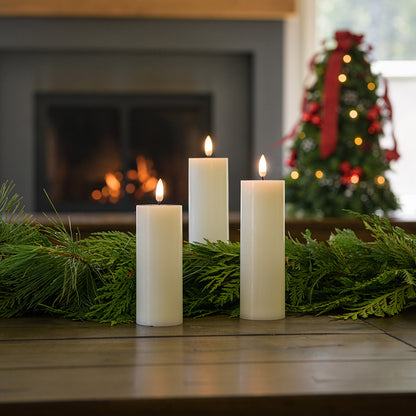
<box><xmin>36</xmin><ymin>94</ymin><xmax>211</xmax><ymax>212</ymax></box>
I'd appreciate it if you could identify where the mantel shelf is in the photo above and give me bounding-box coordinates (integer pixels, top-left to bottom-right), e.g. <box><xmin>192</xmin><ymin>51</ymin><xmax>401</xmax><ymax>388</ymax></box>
<box><xmin>0</xmin><ymin>0</ymin><xmax>296</xmax><ymax>20</ymax></box>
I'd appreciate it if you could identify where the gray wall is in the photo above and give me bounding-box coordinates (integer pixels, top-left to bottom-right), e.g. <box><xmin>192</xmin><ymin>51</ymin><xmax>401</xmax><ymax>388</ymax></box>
<box><xmin>0</xmin><ymin>18</ymin><xmax>283</xmax><ymax>211</ymax></box>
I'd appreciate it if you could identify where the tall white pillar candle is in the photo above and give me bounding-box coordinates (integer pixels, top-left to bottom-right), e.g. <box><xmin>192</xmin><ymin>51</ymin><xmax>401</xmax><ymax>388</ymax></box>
<box><xmin>240</xmin><ymin>155</ymin><xmax>285</xmax><ymax>320</ymax></box>
<box><xmin>136</xmin><ymin>179</ymin><xmax>183</xmax><ymax>326</ymax></box>
<box><xmin>188</xmin><ymin>136</ymin><xmax>229</xmax><ymax>243</ymax></box>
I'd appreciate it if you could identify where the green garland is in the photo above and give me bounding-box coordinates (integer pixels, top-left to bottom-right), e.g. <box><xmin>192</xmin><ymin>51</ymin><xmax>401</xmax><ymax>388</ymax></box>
<box><xmin>1</xmin><ymin>181</ymin><xmax>416</xmax><ymax>324</ymax></box>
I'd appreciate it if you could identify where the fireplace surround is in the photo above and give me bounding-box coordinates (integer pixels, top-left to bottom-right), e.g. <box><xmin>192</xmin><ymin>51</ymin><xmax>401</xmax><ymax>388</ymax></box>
<box><xmin>0</xmin><ymin>18</ymin><xmax>283</xmax><ymax>212</ymax></box>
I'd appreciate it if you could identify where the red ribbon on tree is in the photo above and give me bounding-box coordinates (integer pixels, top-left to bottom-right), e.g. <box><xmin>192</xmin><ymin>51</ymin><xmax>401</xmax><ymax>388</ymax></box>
<box><xmin>320</xmin><ymin>31</ymin><xmax>363</xmax><ymax>158</ymax></box>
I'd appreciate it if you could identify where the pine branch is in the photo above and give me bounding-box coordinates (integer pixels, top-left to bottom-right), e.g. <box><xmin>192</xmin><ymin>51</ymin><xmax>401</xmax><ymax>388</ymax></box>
<box><xmin>0</xmin><ymin>243</ymin><xmax>99</xmax><ymax>318</ymax></box>
<box><xmin>0</xmin><ymin>181</ymin><xmax>46</xmax><ymax>247</ymax></box>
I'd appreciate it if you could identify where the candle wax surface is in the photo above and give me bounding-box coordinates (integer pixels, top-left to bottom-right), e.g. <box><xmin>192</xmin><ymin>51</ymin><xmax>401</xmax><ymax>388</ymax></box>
<box><xmin>189</xmin><ymin>157</ymin><xmax>229</xmax><ymax>243</ymax></box>
<box><xmin>136</xmin><ymin>204</ymin><xmax>183</xmax><ymax>326</ymax></box>
<box><xmin>240</xmin><ymin>180</ymin><xmax>285</xmax><ymax>320</ymax></box>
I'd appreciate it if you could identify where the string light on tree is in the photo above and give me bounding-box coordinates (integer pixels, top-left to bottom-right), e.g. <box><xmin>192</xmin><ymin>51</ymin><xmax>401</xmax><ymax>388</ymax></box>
<box><xmin>375</xmin><ymin>175</ymin><xmax>386</xmax><ymax>185</ymax></box>
<box><xmin>354</xmin><ymin>137</ymin><xmax>363</xmax><ymax>146</ymax></box>
<box><xmin>315</xmin><ymin>170</ymin><xmax>324</xmax><ymax>179</ymax></box>
<box><xmin>338</xmin><ymin>74</ymin><xmax>347</xmax><ymax>83</ymax></box>
<box><xmin>343</xmin><ymin>54</ymin><xmax>352</xmax><ymax>63</ymax></box>
<box><xmin>290</xmin><ymin>170</ymin><xmax>300</xmax><ymax>180</ymax></box>
<box><xmin>350</xmin><ymin>174</ymin><xmax>360</xmax><ymax>184</ymax></box>
<box><xmin>349</xmin><ymin>109</ymin><xmax>358</xmax><ymax>119</ymax></box>
<box><xmin>367</xmin><ymin>82</ymin><xmax>376</xmax><ymax>91</ymax></box>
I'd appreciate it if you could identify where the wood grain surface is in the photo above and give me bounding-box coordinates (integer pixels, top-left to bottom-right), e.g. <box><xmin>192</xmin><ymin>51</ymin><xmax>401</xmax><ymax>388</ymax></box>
<box><xmin>1</xmin><ymin>313</ymin><xmax>416</xmax><ymax>415</ymax></box>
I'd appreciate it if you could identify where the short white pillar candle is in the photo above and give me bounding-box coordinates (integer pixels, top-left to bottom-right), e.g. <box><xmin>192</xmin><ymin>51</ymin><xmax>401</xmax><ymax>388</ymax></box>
<box><xmin>188</xmin><ymin>136</ymin><xmax>229</xmax><ymax>243</ymax></box>
<box><xmin>240</xmin><ymin>155</ymin><xmax>285</xmax><ymax>320</ymax></box>
<box><xmin>136</xmin><ymin>179</ymin><xmax>183</xmax><ymax>326</ymax></box>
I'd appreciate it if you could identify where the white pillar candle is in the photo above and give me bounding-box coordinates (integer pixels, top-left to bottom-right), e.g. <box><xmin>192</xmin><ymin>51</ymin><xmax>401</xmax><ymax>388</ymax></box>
<box><xmin>188</xmin><ymin>136</ymin><xmax>229</xmax><ymax>243</ymax></box>
<box><xmin>240</xmin><ymin>155</ymin><xmax>285</xmax><ymax>320</ymax></box>
<box><xmin>136</xmin><ymin>179</ymin><xmax>183</xmax><ymax>326</ymax></box>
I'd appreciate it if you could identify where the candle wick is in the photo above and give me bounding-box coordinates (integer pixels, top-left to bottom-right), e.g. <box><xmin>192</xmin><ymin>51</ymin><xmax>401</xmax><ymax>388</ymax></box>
<box><xmin>261</xmin><ymin>176</ymin><xmax>265</xmax><ymax>181</ymax></box>
<box><xmin>157</xmin><ymin>201</ymin><xmax>161</xmax><ymax>205</ymax></box>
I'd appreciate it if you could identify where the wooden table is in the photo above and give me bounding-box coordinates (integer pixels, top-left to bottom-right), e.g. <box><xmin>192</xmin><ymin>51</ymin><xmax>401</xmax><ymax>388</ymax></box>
<box><xmin>1</xmin><ymin>313</ymin><xmax>416</xmax><ymax>415</ymax></box>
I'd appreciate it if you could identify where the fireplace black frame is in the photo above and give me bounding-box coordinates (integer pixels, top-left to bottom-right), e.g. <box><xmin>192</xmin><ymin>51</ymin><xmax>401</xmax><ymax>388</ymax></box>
<box><xmin>35</xmin><ymin>93</ymin><xmax>212</xmax><ymax>212</ymax></box>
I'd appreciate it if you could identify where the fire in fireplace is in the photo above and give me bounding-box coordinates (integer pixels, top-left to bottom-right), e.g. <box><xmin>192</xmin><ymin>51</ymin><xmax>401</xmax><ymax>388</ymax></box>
<box><xmin>36</xmin><ymin>93</ymin><xmax>211</xmax><ymax>212</ymax></box>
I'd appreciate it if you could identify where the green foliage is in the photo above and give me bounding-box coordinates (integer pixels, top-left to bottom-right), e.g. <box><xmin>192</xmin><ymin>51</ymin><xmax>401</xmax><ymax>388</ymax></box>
<box><xmin>0</xmin><ymin>243</ymin><xmax>98</xmax><ymax>318</ymax></box>
<box><xmin>1</xmin><ymin>182</ymin><xmax>416</xmax><ymax>323</ymax></box>
<box><xmin>285</xmin><ymin>31</ymin><xmax>399</xmax><ymax>218</ymax></box>
<box><xmin>86</xmin><ymin>265</ymin><xmax>135</xmax><ymax>325</ymax></box>
<box><xmin>84</xmin><ymin>232</ymin><xmax>136</xmax><ymax>324</ymax></box>
<box><xmin>0</xmin><ymin>184</ymin><xmax>99</xmax><ymax>318</ymax></box>
<box><xmin>183</xmin><ymin>240</ymin><xmax>240</xmax><ymax>317</ymax></box>
<box><xmin>285</xmin><ymin>213</ymin><xmax>416</xmax><ymax>318</ymax></box>
<box><xmin>0</xmin><ymin>181</ymin><xmax>47</xmax><ymax>246</ymax></box>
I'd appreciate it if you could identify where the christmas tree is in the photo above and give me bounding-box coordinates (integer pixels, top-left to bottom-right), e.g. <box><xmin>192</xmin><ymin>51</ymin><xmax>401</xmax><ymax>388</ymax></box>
<box><xmin>284</xmin><ymin>31</ymin><xmax>400</xmax><ymax>218</ymax></box>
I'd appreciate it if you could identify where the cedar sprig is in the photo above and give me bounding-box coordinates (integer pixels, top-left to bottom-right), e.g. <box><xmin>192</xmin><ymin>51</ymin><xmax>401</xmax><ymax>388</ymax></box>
<box><xmin>183</xmin><ymin>240</ymin><xmax>240</xmax><ymax>317</ymax></box>
<box><xmin>84</xmin><ymin>231</ymin><xmax>136</xmax><ymax>324</ymax></box>
<box><xmin>285</xmin><ymin>214</ymin><xmax>416</xmax><ymax>318</ymax></box>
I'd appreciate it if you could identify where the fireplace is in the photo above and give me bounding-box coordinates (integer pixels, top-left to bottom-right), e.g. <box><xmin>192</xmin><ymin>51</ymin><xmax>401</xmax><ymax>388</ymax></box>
<box><xmin>36</xmin><ymin>93</ymin><xmax>211</xmax><ymax>211</ymax></box>
<box><xmin>0</xmin><ymin>18</ymin><xmax>283</xmax><ymax>213</ymax></box>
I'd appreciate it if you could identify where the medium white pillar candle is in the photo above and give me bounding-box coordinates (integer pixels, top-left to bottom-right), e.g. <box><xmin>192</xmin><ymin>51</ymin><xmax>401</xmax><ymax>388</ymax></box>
<box><xmin>136</xmin><ymin>179</ymin><xmax>183</xmax><ymax>326</ymax></box>
<box><xmin>240</xmin><ymin>155</ymin><xmax>285</xmax><ymax>320</ymax></box>
<box><xmin>188</xmin><ymin>136</ymin><xmax>229</xmax><ymax>243</ymax></box>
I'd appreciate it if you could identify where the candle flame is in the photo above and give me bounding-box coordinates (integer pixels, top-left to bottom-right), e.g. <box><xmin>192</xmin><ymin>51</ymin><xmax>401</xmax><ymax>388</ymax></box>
<box><xmin>155</xmin><ymin>179</ymin><xmax>164</xmax><ymax>203</ymax></box>
<box><xmin>204</xmin><ymin>135</ymin><xmax>213</xmax><ymax>157</ymax></box>
<box><xmin>259</xmin><ymin>154</ymin><xmax>267</xmax><ymax>178</ymax></box>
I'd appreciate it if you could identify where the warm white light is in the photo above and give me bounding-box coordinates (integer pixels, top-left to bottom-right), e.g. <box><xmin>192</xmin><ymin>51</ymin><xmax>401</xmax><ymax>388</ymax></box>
<box><xmin>290</xmin><ymin>170</ymin><xmax>300</xmax><ymax>180</ymax></box>
<box><xmin>376</xmin><ymin>175</ymin><xmax>386</xmax><ymax>185</ymax></box>
<box><xmin>259</xmin><ymin>154</ymin><xmax>267</xmax><ymax>178</ymax></box>
<box><xmin>155</xmin><ymin>179</ymin><xmax>164</xmax><ymax>203</ymax></box>
<box><xmin>338</xmin><ymin>74</ymin><xmax>347</xmax><ymax>83</ymax></box>
<box><xmin>204</xmin><ymin>135</ymin><xmax>213</xmax><ymax>157</ymax></box>
<box><xmin>349</xmin><ymin>109</ymin><xmax>358</xmax><ymax>119</ymax></box>
<box><xmin>343</xmin><ymin>54</ymin><xmax>352</xmax><ymax>63</ymax></box>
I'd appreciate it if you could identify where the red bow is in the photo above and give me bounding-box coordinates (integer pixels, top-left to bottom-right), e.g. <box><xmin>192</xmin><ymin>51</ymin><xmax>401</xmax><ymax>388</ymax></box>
<box><xmin>339</xmin><ymin>161</ymin><xmax>363</xmax><ymax>185</ymax></box>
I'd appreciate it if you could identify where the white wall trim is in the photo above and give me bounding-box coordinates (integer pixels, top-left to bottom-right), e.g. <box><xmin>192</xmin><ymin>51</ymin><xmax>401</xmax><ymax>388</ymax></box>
<box><xmin>282</xmin><ymin>0</ymin><xmax>317</xmax><ymax>136</ymax></box>
<box><xmin>372</xmin><ymin>60</ymin><xmax>416</xmax><ymax>79</ymax></box>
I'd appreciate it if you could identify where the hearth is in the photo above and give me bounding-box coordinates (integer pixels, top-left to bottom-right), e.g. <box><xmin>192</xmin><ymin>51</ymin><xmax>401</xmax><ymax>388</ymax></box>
<box><xmin>36</xmin><ymin>93</ymin><xmax>211</xmax><ymax>211</ymax></box>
